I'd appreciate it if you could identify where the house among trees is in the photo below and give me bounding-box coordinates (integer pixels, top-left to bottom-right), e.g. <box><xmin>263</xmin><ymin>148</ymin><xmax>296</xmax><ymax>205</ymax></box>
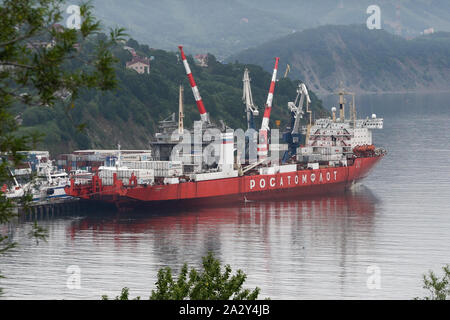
<box><xmin>126</xmin><ymin>55</ymin><xmax>150</xmax><ymax>74</ymax></box>
<box><xmin>194</xmin><ymin>54</ymin><xmax>208</xmax><ymax>67</ymax></box>
<box><xmin>422</xmin><ymin>27</ymin><xmax>434</xmax><ymax>35</ymax></box>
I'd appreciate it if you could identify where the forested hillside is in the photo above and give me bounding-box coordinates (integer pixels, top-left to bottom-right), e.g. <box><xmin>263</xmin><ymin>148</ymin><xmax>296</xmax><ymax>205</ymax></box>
<box><xmin>228</xmin><ymin>25</ymin><xmax>450</xmax><ymax>94</ymax></box>
<box><xmin>12</xmin><ymin>37</ymin><xmax>327</xmax><ymax>155</ymax></box>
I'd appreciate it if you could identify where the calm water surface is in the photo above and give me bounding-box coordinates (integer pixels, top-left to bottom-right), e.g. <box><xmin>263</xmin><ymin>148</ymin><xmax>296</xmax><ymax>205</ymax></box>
<box><xmin>1</xmin><ymin>92</ymin><xmax>450</xmax><ymax>299</ymax></box>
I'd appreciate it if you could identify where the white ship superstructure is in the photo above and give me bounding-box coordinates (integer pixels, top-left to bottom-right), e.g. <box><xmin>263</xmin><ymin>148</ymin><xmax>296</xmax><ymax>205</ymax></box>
<box><xmin>298</xmin><ymin>88</ymin><xmax>383</xmax><ymax>165</ymax></box>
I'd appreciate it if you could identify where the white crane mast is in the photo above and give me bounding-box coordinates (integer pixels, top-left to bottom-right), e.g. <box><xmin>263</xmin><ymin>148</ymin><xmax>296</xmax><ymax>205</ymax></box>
<box><xmin>289</xmin><ymin>83</ymin><xmax>311</xmax><ymax>135</ymax></box>
<box><xmin>242</xmin><ymin>68</ymin><xmax>259</xmax><ymax>129</ymax></box>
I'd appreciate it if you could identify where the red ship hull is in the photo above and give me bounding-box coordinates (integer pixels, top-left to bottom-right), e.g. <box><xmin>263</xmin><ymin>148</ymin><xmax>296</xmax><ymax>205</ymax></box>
<box><xmin>66</xmin><ymin>156</ymin><xmax>383</xmax><ymax>209</ymax></box>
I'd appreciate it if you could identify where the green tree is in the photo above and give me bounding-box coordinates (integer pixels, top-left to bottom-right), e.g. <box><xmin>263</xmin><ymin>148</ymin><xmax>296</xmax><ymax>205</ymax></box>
<box><xmin>101</xmin><ymin>287</ymin><xmax>141</xmax><ymax>301</ymax></box>
<box><xmin>0</xmin><ymin>0</ymin><xmax>125</xmax><ymax>293</ymax></box>
<box><xmin>102</xmin><ymin>252</ymin><xmax>261</xmax><ymax>300</ymax></box>
<box><xmin>417</xmin><ymin>265</ymin><xmax>450</xmax><ymax>300</ymax></box>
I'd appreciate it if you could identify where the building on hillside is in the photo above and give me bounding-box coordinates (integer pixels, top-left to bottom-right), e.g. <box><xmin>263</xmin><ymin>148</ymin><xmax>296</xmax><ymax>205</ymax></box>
<box><xmin>423</xmin><ymin>27</ymin><xmax>434</xmax><ymax>35</ymax></box>
<box><xmin>26</xmin><ymin>40</ymin><xmax>56</xmax><ymax>50</ymax></box>
<box><xmin>194</xmin><ymin>54</ymin><xmax>208</xmax><ymax>67</ymax></box>
<box><xmin>126</xmin><ymin>56</ymin><xmax>150</xmax><ymax>74</ymax></box>
<box><xmin>73</xmin><ymin>43</ymin><xmax>81</xmax><ymax>51</ymax></box>
<box><xmin>52</xmin><ymin>23</ymin><xmax>65</xmax><ymax>33</ymax></box>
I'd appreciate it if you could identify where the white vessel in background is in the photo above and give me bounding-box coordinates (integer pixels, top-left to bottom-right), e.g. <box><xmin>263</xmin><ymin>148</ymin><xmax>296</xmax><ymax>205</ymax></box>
<box><xmin>4</xmin><ymin>152</ymin><xmax>72</xmax><ymax>202</ymax></box>
<box><xmin>32</xmin><ymin>160</ymin><xmax>71</xmax><ymax>201</ymax></box>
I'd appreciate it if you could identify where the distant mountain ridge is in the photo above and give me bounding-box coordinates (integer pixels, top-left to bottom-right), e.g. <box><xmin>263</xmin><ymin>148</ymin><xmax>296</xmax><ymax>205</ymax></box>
<box><xmin>227</xmin><ymin>25</ymin><xmax>450</xmax><ymax>94</ymax></box>
<box><xmin>91</xmin><ymin>0</ymin><xmax>450</xmax><ymax>58</ymax></box>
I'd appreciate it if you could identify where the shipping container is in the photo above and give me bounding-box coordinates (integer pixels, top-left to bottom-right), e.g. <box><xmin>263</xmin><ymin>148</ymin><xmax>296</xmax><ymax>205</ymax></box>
<box><xmin>278</xmin><ymin>164</ymin><xmax>297</xmax><ymax>173</ymax></box>
<box><xmin>307</xmin><ymin>163</ymin><xmax>319</xmax><ymax>170</ymax></box>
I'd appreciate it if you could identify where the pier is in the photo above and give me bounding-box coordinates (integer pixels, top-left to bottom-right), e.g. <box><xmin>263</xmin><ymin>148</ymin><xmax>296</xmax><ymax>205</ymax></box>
<box><xmin>14</xmin><ymin>198</ymin><xmax>85</xmax><ymax>222</ymax></box>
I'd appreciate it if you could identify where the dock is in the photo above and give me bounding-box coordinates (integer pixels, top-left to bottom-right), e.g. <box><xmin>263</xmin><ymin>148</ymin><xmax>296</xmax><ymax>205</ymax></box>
<box><xmin>14</xmin><ymin>198</ymin><xmax>84</xmax><ymax>221</ymax></box>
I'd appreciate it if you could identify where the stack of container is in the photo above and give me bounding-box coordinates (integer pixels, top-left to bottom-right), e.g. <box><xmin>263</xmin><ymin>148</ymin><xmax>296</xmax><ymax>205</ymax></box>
<box><xmin>98</xmin><ymin>167</ymin><xmax>154</xmax><ymax>185</ymax></box>
<box><xmin>120</xmin><ymin>161</ymin><xmax>182</xmax><ymax>177</ymax></box>
<box><xmin>120</xmin><ymin>153</ymin><xmax>152</xmax><ymax>162</ymax></box>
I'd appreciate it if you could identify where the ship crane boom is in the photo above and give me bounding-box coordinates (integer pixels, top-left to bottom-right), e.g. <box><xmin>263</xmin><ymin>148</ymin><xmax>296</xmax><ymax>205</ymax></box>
<box><xmin>242</xmin><ymin>68</ymin><xmax>259</xmax><ymax>130</ymax></box>
<box><xmin>178</xmin><ymin>45</ymin><xmax>209</xmax><ymax>123</ymax></box>
<box><xmin>260</xmin><ymin>57</ymin><xmax>280</xmax><ymax>132</ymax></box>
<box><xmin>291</xmin><ymin>83</ymin><xmax>311</xmax><ymax>135</ymax></box>
<box><xmin>282</xmin><ymin>82</ymin><xmax>311</xmax><ymax>163</ymax></box>
<box><xmin>258</xmin><ymin>57</ymin><xmax>280</xmax><ymax>159</ymax></box>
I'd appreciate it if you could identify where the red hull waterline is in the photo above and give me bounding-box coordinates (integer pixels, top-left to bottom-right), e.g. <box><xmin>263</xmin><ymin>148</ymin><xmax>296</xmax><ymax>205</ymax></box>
<box><xmin>66</xmin><ymin>156</ymin><xmax>383</xmax><ymax>210</ymax></box>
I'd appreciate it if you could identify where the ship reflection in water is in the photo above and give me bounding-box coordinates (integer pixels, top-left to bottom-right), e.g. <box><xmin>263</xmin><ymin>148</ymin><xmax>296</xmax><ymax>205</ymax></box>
<box><xmin>61</xmin><ymin>185</ymin><xmax>380</xmax><ymax>299</ymax></box>
<box><xmin>69</xmin><ymin>185</ymin><xmax>378</xmax><ymax>242</ymax></box>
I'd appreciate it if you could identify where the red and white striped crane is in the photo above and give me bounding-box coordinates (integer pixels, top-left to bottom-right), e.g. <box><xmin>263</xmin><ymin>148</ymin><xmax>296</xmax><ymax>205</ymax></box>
<box><xmin>178</xmin><ymin>45</ymin><xmax>209</xmax><ymax>123</ymax></box>
<box><xmin>258</xmin><ymin>57</ymin><xmax>280</xmax><ymax>159</ymax></box>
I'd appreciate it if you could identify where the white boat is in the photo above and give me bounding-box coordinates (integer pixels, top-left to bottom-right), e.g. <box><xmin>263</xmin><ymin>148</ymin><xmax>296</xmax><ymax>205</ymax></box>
<box><xmin>4</xmin><ymin>157</ymin><xmax>72</xmax><ymax>202</ymax></box>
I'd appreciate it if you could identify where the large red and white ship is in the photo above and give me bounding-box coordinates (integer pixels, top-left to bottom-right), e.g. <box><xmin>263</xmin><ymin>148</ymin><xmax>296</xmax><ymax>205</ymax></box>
<box><xmin>66</xmin><ymin>47</ymin><xmax>385</xmax><ymax>209</ymax></box>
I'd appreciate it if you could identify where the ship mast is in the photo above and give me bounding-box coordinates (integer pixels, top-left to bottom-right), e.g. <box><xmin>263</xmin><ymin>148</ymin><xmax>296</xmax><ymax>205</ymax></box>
<box><xmin>117</xmin><ymin>143</ymin><xmax>121</xmax><ymax>168</ymax></box>
<box><xmin>351</xmin><ymin>93</ymin><xmax>356</xmax><ymax>127</ymax></box>
<box><xmin>178</xmin><ymin>85</ymin><xmax>184</xmax><ymax>134</ymax></box>
<box><xmin>178</xmin><ymin>46</ymin><xmax>209</xmax><ymax>124</ymax></box>
<box><xmin>305</xmin><ymin>99</ymin><xmax>312</xmax><ymax>145</ymax></box>
<box><xmin>336</xmin><ymin>83</ymin><xmax>354</xmax><ymax>123</ymax></box>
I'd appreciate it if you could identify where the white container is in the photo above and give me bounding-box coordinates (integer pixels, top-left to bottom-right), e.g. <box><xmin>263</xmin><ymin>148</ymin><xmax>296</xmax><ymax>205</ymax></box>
<box><xmin>259</xmin><ymin>167</ymin><xmax>276</xmax><ymax>175</ymax></box>
<box><xmin>101</xmin><ymin>177</ymin><xmax>113</xmax><ymax>185</ymax></box>
<box><xmin>328</xmin><ymin>160</ymin><xmax>339</xmax><ymax>167</ymax></box>
<box><xmin>269</xmin><ymin>144</ymin><xmax>288</xmax><ymax>151</ymax></box>
<box><xmin>307</xmin><ymin>163</ymin><xmax>319</xmax><ymax>170</ymax></box>
<box><xmin>138</xmin><ymin>178</ymin><xmax>154</xmax><ymax>185</ymax></box>
<box><xmin>278</xmin><ymin>164</ymin><xmax>297</xmax><ymax>173</ymax></box>
<box><xmin>164</xmin><ymin>177</ymin><xmax>179</xmax><ymax>184</ymax></box>
<box><xmin>194</xmin><ymin>170</ymin><xmax>238</xmax><ymax>182</ymax></box>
